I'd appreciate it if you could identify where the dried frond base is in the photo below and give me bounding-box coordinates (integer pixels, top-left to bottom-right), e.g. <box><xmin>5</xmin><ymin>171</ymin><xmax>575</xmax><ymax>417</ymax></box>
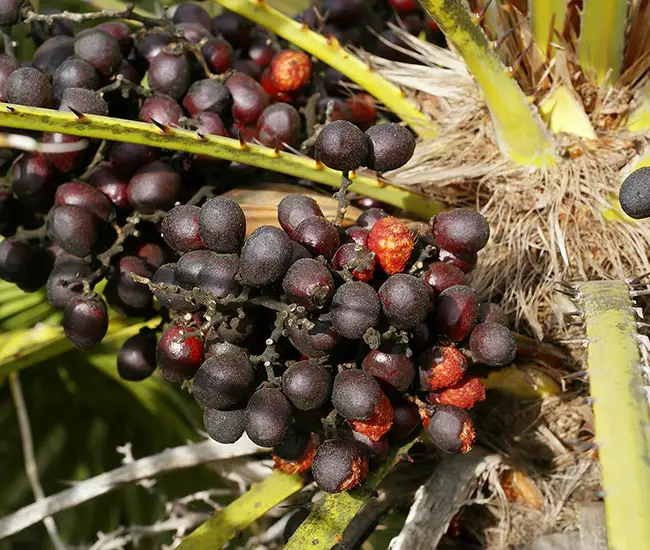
<box><xmin>388</xmin><ymin>101</ymin><xmax>647</xmax><ymax>338</ymax></box>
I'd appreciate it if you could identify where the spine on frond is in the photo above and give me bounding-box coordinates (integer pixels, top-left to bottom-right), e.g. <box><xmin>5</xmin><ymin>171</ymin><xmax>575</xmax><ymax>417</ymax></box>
<box><xmin>530</xmin><ymin>0</ymin><xmax>567</xmax><ymax>59</ymax></box>
<box><xmin>418</xmin><ymin>0</ymin><xmax>556</xmax><ymax>168</ymax></box>
<box><xmin>574</xmin><ymin>281</ymin><xmax>650</xmax><ymax>550</ymax></box>
<box><xmin>578</xmin><ymin>0</ymin><xmax>626</xmax><ymax>85</ymax></box>
<box><xmin>0</xmin><ymin>104</ymin><xmax>442</xmax><ymax>219</ymax></box>
<box><xmin>210</xmin><ymin>0</ymin><xmax>435</xmax><ymax>138</ymax></box>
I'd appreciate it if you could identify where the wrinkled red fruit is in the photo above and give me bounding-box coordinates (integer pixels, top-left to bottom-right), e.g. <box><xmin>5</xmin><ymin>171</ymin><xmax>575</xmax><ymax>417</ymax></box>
<box><xmin>367</xmin><ymin>216</ymin><xmax>414</xmax><ymax>274</ymax></box>
<box><xmin>431</xmin><ymin>375</ymin><xmax>486</xmax><ymax>409</ymax></box>
<box><xmin>419</xmin><ymin>345</ymin><xmax>468</xmax><ymax>391</ymax></box>
<box><xmin>434</xmin><ymin>285</ymin><xmax>479</xmax><ymax>342</ymax></box>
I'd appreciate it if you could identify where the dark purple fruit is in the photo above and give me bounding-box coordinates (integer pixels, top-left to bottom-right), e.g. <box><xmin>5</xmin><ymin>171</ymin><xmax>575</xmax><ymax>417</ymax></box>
<box><xmin>183</xmin><ymin>78</ymin><xmax>231</xmax><ymax>116</ymax></box>
<box><xmin>277</xmin><ymin>194</ymin><xmax>324</xmax><ymax>238</ymax></box>
<box><xmin>96</xmin><ymin>21</ymin><xmax>133</xmax><ymax>56</ymax></box>
<box><xmin>127</xmin><ymin>161</ymin><xmax>181</xmax><ymax>214</ymax></box>
<box><xmin>312</xmin><ymin>439</ymin><xmax>367</xmax><ymax>493</ymax></box>
<box><xmin>173</xmin><ymin>2</ymin><xmax>212</xmax><ymax>31</ymax></box>
<box><xmin>293</xmin><ymin>216</ymin><xmax>340</xmax><ymax>259</ymax></box>
<box><xmin>322</xmin><ymin>0</ymin><xmax>365</xmax><ymax>27</ymax></box>
<box><xmin>201</xmin><ymin>38</ymin><xmax>233</xmax><ymax>74</ymax></box>
<box><xmin>198</xmin><ymin>196</ymin><xmax>246</xmax><ymax>253</ymax></box>
<box><xmin>0</xmin><ymin>53</ymin><xmax>19</xmax><ymax>101</ymax></box>
<box><xmin>136</xmin><ymin>31</ymin><xmax>174</xmax><ymax>66</ymax></box>
<box><xmin>151</xmin><ymin>264</ymin><xmax>198</xmax><ymax>312</ymax></box>
<box><xmin>156</xmin><ymin>322</ymin><xmax>205</xmax><ymax>382</ymax></box>
<box><xmin>212</xmin><ymin>11</ymin><xmax>254</xmax><ymax>48</ymax></box>
<box><xmin>203</xmin><ymin>407</ymin><xmax>246</xmax><ymax>444</ymax></box>
<box><xmin>290</xmin><ymin>241</ymin><xmax>312</xmax><ymax>263</ymax></box>
<box><xmin>148</xmin><ymin>51</ymin><xmax>191</xmax><ymax>100</ymax></box>
<box><xmin>193</xmin><ymin>344</ymin><xmax>255</xmax><ymax>409</ymax></box>
<box><xmin>424</xmin><ymin>262</ymin><xmax>466</xmax><ymax>294</ymax></box>
<box><xmin>46</xmin><ymin>205</ymin><xmax>97</xmax><ymax>258</ymax></box>
<box><xmin>246</xmin><ymin>388</ymin><xmax>292</xmax><ymax>447</ymax></box>
<box><xmin>378</xmin><ymin>274</ymin><xmax>430</xmax><ymax>329</ymax></box>
<box><xmin>89</xmin><ymin>165</ymin><xmax>130</xmax><ymax>210</ymax></box>
<box><xmin>390</xmin><ymin>401</ymin><xmax>421</xmax><ymax>440</ymax></box>
<box><xmin>0</xmin><ymin>0</ymin><xmax>21</xmax><ymax>26</ymax></box>
<box><xmin>478</xmin><ymin>302</ymin><xmax>507</xmax><ymax>325</ymax></box>
<box><xmin>54</xmin><ymin>181</ymin><xmax>114</xmax><ymax>222</ymax></box>
<box><xmin>426</xmin><ymin>404</ymin><xmax>475</xmax><ymax>453</ymax></box>
<box><xmin>331</xmin><ymin>281</ymin><xmax>380</xmax><ymax>339</ymax></box>
<box><xmin>108</xmin><ymin>143</ymin><xmax>156</xmax><ymax>178</ymax></box>
<box><xmin>32</xmin><ymin>36</ymin><xmax>75</xmax><ymax>78</ymax></box>
<box><xmin>225</xmin><ymin>72</ymin><xmax>268</xmax><ymax>125</ymax></box>
<box><xmin>74</xmin><ymin>30</ymin><xmax>123</xmax><ymax>76</ymax></box>
<box><xmin>287</xmin><ymin>319</ymin><xmax>339</xmax><ymax>358</ymax></box>
<box><xmin>469</xmin><ymin>322</ymin><xmax>516</xmax><ymax>367</ymax></box>
<box><xmin>63</xmin><ymin>293</ymin><xmax>109</xmax><ymax>349</ymax></box>
<box><xmin>315</xmin><ymin>120</ymin><xmax>369</xmax><ymax>172</ymax></box>
<box><xmin>431</xmin><ymin>209</ymin><xmax>490</xmax><ymax>255</ymax></box>
<box><xmin>434</xmin><ymin>285</ymin><xmax>479</xmax><ymax>341</ymax></box>
<box><xmin>355</xmin><ymin>208</ymin><xmax>388</xmax><ymax>230</ymax></box>
<box><xmin>46</xmin><ymin>260</ymin><xmax>91</xmax><ymax>309</ymax></box>
<box><xmin>197</xmin><ymin>253</ymin><xmax>241</xmax><ymax>298</ymax></box>
<box><xmin>161</xmin><ymin>205</ymin><xmax>205</xmax><ymax>252</ymax></box>
<box><xmin>282</xmin><ymin>360</ymin><xmax>333</xmax><ymax>410</ymax></box>
<box><xmin>58</xmin><ymin>87</ymin><xmax>108</xmax><ymax>116</ymax></box>
<box><xmin>346</xmin><ymin>226</ymin><xmax>369</xmax><ymax>246</ymax></box>
<box><xmin>348</xmin><ymin>430</ymin><xmax>388</xmax><ymax>457</ymax></box>
<box><xmin>365</xmin><ymin>123</ymin><xmax>416</xmax><ymax>172</ymax></box>
<box><xmin>437</xmin><ymin>248</ymin><xmax>477</xmax><ymax>273</ymax></box>
<box><xmin>175</xmin><ymin>249</ymin><xmax>215</xmax><ymax>288</ymax></box>
<box><xmin>11</xmin><ymin>152</ymin><xmax>55</xmax><ymax>213</ymax></box>
<box><xmin>619</xmin><ymin>167</ymin><xmax>650</xmax><ymax>219</ymax></box>
<box><xmin>113</xmin><ymin>255</ymin><xmax>153</xmax><ymax>310</ymax></box>
<box><xmin>248</xmin><ymin>36</ymin><xmax>275</xmax><ymax>67</ymax></box>
<box><xmin>117</xmin><ymin>330</ymin><xmax>157</xmax><ymax>381</ymax></box>
<box><xmin>0</xmin><ymin>239</ymin><xmax>53</xmax><ymax>291</ymax></box>
<box><xmin>332</xmin><ymin>369</ymin><xmax>381</xmax><ymax>420</ymax></box>
<box><xmin>53</xmin><ymin>58</ymin><xmax>100</xmax><ymax>102</ymax></box>
<box><xmin>362</xmin><ymin>345</ymin><xmax>415</xmax><ymax>391</ymax></box>
<box><xmin>282</xmin><ymin>258</ymin><xmax>335</xmax><ymax>310</ymax></box>
<box><xmin>256</xmin><ymin>103</ymin><xmax>301</xmax><ymax>148</ymax></box>
<box><xmin>5</xmin><ymin>67</ymin><xmax>53</xmax><ymax>108</ymax></box>
<box><xmin>273</xmin><ymin>426</ymin><xmax>311</xmax><ymax>460</ymax></box>
<box><xmin>238</xmin><ymin>225</ymin><xmax>293</xmax><ymax>286</ymax></box>
<box><xmin>139</xmin><ymin>93</ymin><xmax>183</xmax><ymax>126</ymax></box>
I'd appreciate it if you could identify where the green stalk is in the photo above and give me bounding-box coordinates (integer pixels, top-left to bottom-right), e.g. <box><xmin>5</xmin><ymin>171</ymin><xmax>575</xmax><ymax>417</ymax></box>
<box><xmin>573</xmin><ymin>281</ymin><xmax>650</xmax><ymax>550</ymax></box>
<box><xmin>578</xmin><ymin>0</ymin><xmax>627</xmax><ymax>84</ymax></box>
<box><xmin>0</xmin><ymin>104</ymin><xmax>441</xmax><ymax>218</ymax></box>
<box><xmin>530</xmin><ymin>0</ymin><xmax>567</xmax><ymax>59</ymax></box>
<box><xmin>211</xmin><ymin>0</ymin><xmax>435</xmax><ymax>137</ymax></box>
<box><xmin>285</xmin><ymin>438</ymin><xmax>416</xmax><ymax>549</ymax></box>
<box><xmin>418</xmin><ymin>0</ymin><xmax>556</xmax><ymax>167</ymax></box>
<box><xmin>177</xmin><ymin>471</ymin><xmax>304</xmax><ymax>549</ymax></box>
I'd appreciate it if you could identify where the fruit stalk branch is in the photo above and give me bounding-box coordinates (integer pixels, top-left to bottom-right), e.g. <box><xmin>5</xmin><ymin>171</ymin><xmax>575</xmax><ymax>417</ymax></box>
<box><xmin>418</xmin><ymin>0</ymin><xmax>556</xmax><ymax>167</ymax></box>
<box><xmin>21</xmin><ymin>4</ymin><xmax>164</xmax><ymax>28</ymax></box>
<box><xmin>210</xmin><ymin>0</ymin><xmax>435</xmax><ymax>138</ymax></box>
<box><xmin>0</xmin><ymin>104</ymin><xmax>441</xmax><ymax>219</ymax></box>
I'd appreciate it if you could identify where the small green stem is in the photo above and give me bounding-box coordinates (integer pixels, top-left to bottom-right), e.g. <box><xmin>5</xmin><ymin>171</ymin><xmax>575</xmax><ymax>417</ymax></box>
<box><xmin>211</xmin><ymin>0</ymin><xmax>434</xmax><ymax>137</ymax></box>
<box><xmin>0</xmin><ymin>104</ymin><xmax>442</xmax><ymax>219</ymax></box>
<box><xmin>529</xmin><ymin>0</ymin><xmax>566</xmax><ymax>59</ymax></box>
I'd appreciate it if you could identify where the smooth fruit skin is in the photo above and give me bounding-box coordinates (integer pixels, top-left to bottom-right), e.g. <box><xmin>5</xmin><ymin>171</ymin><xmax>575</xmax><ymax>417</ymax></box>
<box><xmin>161</xmin><ymin>205</ymin><xmax>205</xmax><ymax>252</ymax></box>
<box><xmin>203</xmin><ymin>408</ymin><xmax>246</xmax><ymax>444</ymax></box>
<box><xmin>282</xmin><ymin>360</ymin><xmax>333</xmax><ymax>410</ymax></box>
<box><xmin>431</xmin><ymin>209</ymin><xmax>490</xmax><ymax>255</ymax></box>
<box><xmin>0</xmin><ymin>239</ymin><xmax>53</xmax><ymax>292</ymax></box>
<box><xmin>147</xmin><ymin>52</ymin><xmax>191</xmax><ymax>100</ymax></box>
<box><xmin>469</xmin><ymin>322</ymin><xmax>517</xmax><ymax>366</ymax></box>
<box><xmin>331</xmin><ymin>243</ymin><xmax>375</xmax><ymax>282</ymax></box>
<box><xmin>246</xmin><ymin>388</ymin><xmax>292</xmax><ymax>447</ymax></box>
<box><xmin>330</xmin><ymin>281</ymin><xmax>381</xmax><ymax>339</ymax></box>
<box><xmin>117</xmin><ymin>330</ymin><xmax>157</xmax><ymax>381</ymax></box>
<box><xmin>225</xmin><ymin>72</ymin><xmax>268</xmax><ymax>125</ymax></box>
<box><xmin>293</xmin><ymin>216</ymin><xmax>340</xmax><ymax>259</ymax></box>
<box><xmin>311</xmin><ymin>439</ymin><xmax>368</xmax><ymax>493</ymax></box>
<box><xmin>425</xmin><ymin>404</ymin><xmax>475</xmax><ymax>453</ymax></box>
<box><xmin>619</xmin><ymin>167</ymin><xmax>650</xmax><ymax>219</ymax></box>
<box><xmin>287</xmin><ymin>319</ymin><xmax>339</xmax><ymax>358</ymax></box>
<box><xmin>282</xmin><ymin>258</ymin><xmax>335</xmax><ymax>311</ymax></box>
<box><xmin>362</xmin><ymin>345</ymin><xmax>415</xmax><ymax>391</ymax></box>
<box><xmin>332</xmin><ymin>369</ymin><xmax>382</xmax><ymax>421</ymax></box>
<box><xmin>156</xmin><ymin>323</ymin><xmax>205</xmax><ymax>382</ymax></box>
<box><xmin>198</xmin><ymin>196</ymin><xmax>246</xmax><ymax>253</ymax></box>
<box><xmin>46</xmin><ymin>205</ymin><xmax>97</xmax><ymax>258</ymax></box>
<box><xmin>127</xmin><ymin>161</ymin><xmax>181</xmax><ymax>214</ymax></box>
<box><xmin>46</xmin><ymin>260</ymin><xmax>92</xmax><ymax>309</ymax></box>
<box><xmin>256</xmin><ymin>103</ymin><xmax>301</xmax><ymax>148</ymax></box>
<box><xmin>367</xmin><ymin>216</ymin><xmax>414</xmax><ymax>274</ymax></box>
<box><xmin>478</xmin><ymin>302</ymin><xmax>507</xmax><ymax>325</ymax></box>
<box><xmin>277</xmin><ymin>194</ymin><xmax>324</xmax><ymax>238</ymax></box>
<box><xmin>378</xmin><ymin>273</ymin><xmax>430</xmax><ymax>329</ymax></box>
<box><xmin>139</xmin><ymin>94</ymin><xmax>183</xmax><ymax>126</ymax></box>
<box><xmin>434</xmin><ymin>285</ymin><xmax>479</xmax><ymax>342</ymax></box>
<box><xmin>74</xmin><ymin>30</ymin><xmax>123</xmax><ymax>76</ymax></box>
<box><xmin>356</xmin><ymin>207</ymin><xmax>389</xmax><ymax>230</ymax></box>
<box><xmin>425</xmin><ymin>262</ymin><xmax>466</xmax><ymax>294</ymax></box>
<box><xmin>238</xmin><ymin>226</ymin><xmax>293</xmax><ymax>287</ymax></box>
<box><xmin>63</xmin><ymin>294</ymin><xmax>109</xmax><ymax>350</ymax></box>
<box><xmin>315</xmin><ymin>120</ymin><xmax>369</xmax><ymax>172</ymax></box>
<box><xmin>365</xmin><ymin>123</ymin><xmax>416</xmax><ymax>172</ymax></box>
<box><xmin>54</xmin><ymin>182</ymin><xmax>114</xmax><ymax>223</ymax></box>
<box><xmin>182</xmin><ymin>79</ymin><xmax>232</xmax><ymax>116</ymax></box>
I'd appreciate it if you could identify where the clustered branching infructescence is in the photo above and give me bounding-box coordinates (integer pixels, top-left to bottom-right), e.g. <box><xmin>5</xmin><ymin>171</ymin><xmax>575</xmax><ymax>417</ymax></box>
<box><xmin>0</xmin><ymin>0</ymin><xmax>517</xmax><ymax>498</ymax></box>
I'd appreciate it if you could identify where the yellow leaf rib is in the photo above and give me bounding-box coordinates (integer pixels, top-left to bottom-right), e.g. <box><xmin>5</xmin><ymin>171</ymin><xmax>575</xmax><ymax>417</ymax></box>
<box><xmin>530</xmin><ymin>0</ymin><xmax>567</xmax><ymax>60</ymax></box>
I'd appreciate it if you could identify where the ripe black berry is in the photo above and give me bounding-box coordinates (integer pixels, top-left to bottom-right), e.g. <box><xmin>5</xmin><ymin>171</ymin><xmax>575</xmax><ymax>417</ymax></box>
<box><xmin>277</xmin><ymin>194</ymin><xmax>324</xmax><ymax>238</ymax></box>
<box><xmin>378</xmin><ymin>274</ymin><xmax>430</xmax><ymax>329</ymax></box>
<box><xmin>46</xmin><ymin>260</ymin><xmax>91</xmax><ymax>309</ymax></box>
<box><xmin>390</xmin><ymin>400</ymin><xmax>421</xmax><ymax>441</ymax></box>
<box><xmin>74</xmin><ymin>29</ymin><xmax>123</xmax><ymax>76</ymax></box>
<box><xmin>332</xmin><ymin>369</ymin><xmax>381</xmax><ymax>420</ymax></box>
<box><xmin>365</xmin><ymin>123</ymin><xmax>416</xmax><ymax>172</ymax></box>
<box><xmin>256</xmin><ymin>103</ymin><xmax>301</xmax><ymax>148</ymax></box>
<box><xmin>203</xmin><ymin>407</ymin><xmax>246</xmax><ymax>444</ymax></box>
<box><xmin>283</xmin><ymin>258</ymin><xmax>335</xmax><ymax>310</ymax></box>
<box><xmin>53</xmin><ymin>58</ymin><xmax>100</xmax><ymax>103</ymax></box>
<box><xmin>59</xmin><ymin>88</ymin><xmax>108</xmax><ymax>116</ymax></box>
<box><xmin>54</xmin><ymin>182</ymin><xmax>114</xmax><ymax>223</ymax></box>
<box><xmin>46</xmin><ymin>205</ymin><xmax>97</xmax><ymax>258</ymax></box>
<box><xmin>151</xmin><ymin>264</ymin><xmax>197</xmax><ymax>312</ymax></box>
<box><xmin>273</xmin><ymin>426</ymin><xmax>311</xmax><ymax>461</ymax></box>
<box><xmin>139</xmin><ymin>94</ymin><xmax>183</xmax><ymax>126</ymax></box>
<box><xmin>434</xmin><ymin>285</ymin><xmax>479</xmax><ymax>342</ymax></box>
<box><xmin>193</xmin><ymin>343</ymin><xmax>255</xmax><ymax>409</ymax></box>
<box><xmin>238</xmin><ymin>226</ymin><xmax>293</xmax><ymax>287</ymax></box>
<box><xmin>128</xmin><ymin>161</ymin><xmax>181</xmax><ymax>214</ymax></box>
<box><xmin>431</xmin><ymin>209</ymin><xmax>490</xmax><ymax>255</ymax></box>
<box><xmin>5</xmin><ymin>67</ymin><xmax>53</xmax><ymax>108</ymax></box>
<box><xmin>246</xmin><ymin>388</ymin><xmax>292</xmax><ymax>447</ymax></box>
<box><xmin>282</xmin><ymin>360</ymin><xmax>333</xmax><ymax>410</ymax></box>
<box><xmin>0</xmin><ymin>239</ymin><xmax>53</xmax><ymax>291</ymax></box>
<box><xmin>619</xmin><ymin>167</ymin><xmax>650</xmax><ymax>219</ymax></box>
<box><xmin>117</xmin><ymin>330</ymin><xmax>157</xmax><ymax>381</ymax></box>
<box><xmin>197</xmin><ymin>253</ymin><xmax>241</xmax><ymax>298</ymax></box>
<box><xmin>198</xmin><ymin>197</ymin><xmax>246</xmax><ymax>253</ymax></box>
<box><xmin>426</xmin><ymin>405</ymin><xmax>475</xmax><ymax>453</ymax></box>
<box><xmin>287</xmin><ymin>319</ymin><xmax>339</xmax><ymax>358</ymax></box>
<box><xmin>148</xmin><ymin>51</ymin><xmax>192</xmax><ymax>100</ymax></box>
<box><xmin>331</xmin><ymin>281</ymin><xmax>380</xmax><ymax>339</ymax></box>
<box><xmin>183</xmin><ymin>78</ymin><xmax>232</xmax><ymax>116</ymax></box>
<box><xmin>469</xmin><ymin>322</ymin><xmax>516</xmax><ymax>367</ymax></box>
<box><xmin>162</xmin><ymin>205</ymin><xmax>206</xmax><ymax>252</ymax></box>
<box><xmin>63</xmin><ymin>293</ymin><xmax>109</xmax><ymax>350</ymax></box>
<box><xmin>293</xmin><ymin>216</ymin><xmax>340</xmax><ymax>259</ymax></box>
<box><xmin>311</xmin><ymin>439</ymin><xmax>367</xmax><ymax>493</ymax></box>
<box><xmin>315</xmin><ymin>120</ymin><xmax>369</xmax><ymax>172</ymax></box>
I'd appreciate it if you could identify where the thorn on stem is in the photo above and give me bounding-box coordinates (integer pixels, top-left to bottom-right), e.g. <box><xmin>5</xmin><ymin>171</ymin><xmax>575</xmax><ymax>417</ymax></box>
<box><xmin>68</xmin><ymin>106</ymin><xmax>86</xmax><ymax>121</ymax></box>
<box><xmin>508</xmin><ymin>43</ymin><xmax>532</xmax><ymax>75</ymax></box>
<box><xmin>473</xmin><ymin>0</ymin><xmax>494</xmax><ymax>22</ymax></box>
<box><xmin>196</xmin><ymin>131</ymin><xmax>207</xmax><ymax>141</ymax></box>
<box><xmin>5</xmin><ymin>105</ymin><xmax>15</xmax><ymax>113</ymax></box>
<box><xmin>150</xmin><ymin>118</ymin><xmax>170</xmax><ymax>133</ymax></box>
<box><xmin>238</xmin><ymin>129</ymin><xmax>248</xmax><ymax>150</ymax></box>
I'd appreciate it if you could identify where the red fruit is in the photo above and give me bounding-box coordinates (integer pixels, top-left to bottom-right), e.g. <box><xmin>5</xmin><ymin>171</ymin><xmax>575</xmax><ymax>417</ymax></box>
<box><xmin>367</xmin><ymin>216</ymin><xmax>414</xmax><ymax>274</ymax></box>
<box><xmin>43</xmin><ymin>133</ymin><xmax>84</xmax><ymax>173</ymax></box>
<box><xmin>348</xmin><ymin>392</ymin><xmax>394</xmax><ymax>441</ymax></box>
<box><xmin>331</xmin><ymin>243</ymin><xmax>376</xmax><ymax>282</ymax></box>
<box><xmin>432</xmin><ymin>375</ymin><xmax>486</xmax><ymax>409</ymax></box>
<box><xmin>260</xmin><ymin>68</ymin><xmax>292</xmax><ymax>102</ymax></box>
<box><xmin>427</xmin><ymin>17</ymin><xmax>439</xmax><ymax>33</ymax></box>
<box><xmin>273</xmin><ymin>442</ymin><xmax>315</xmax><ymax>474</ymax></box>
<box><xmin>339</xmin><ymin>451</ymin><xmax>369</xmax><ymax>492</ymax></box>
<box><xmin>270</xmin><ymin>50</ymin><xmax>311</xmax><ymax>92</ymax></box>
<box><xmin>346</xmin><ymin>93</ymin><xmax>376</xmax><ymax>130</ymax></box>
<box><xmin>419</xmin><ymin>346</ymin><xmax>467</xmax><ymax>391</ymax></box>
<box><xmin>156</xmin><ymin>322</ymin><xmax>205</xmax><ymax>382</ymax></box>
<box><xmin>388</xmin><ymin>0</ymin><xmax>417</xmax><ymax>12</ymax></box>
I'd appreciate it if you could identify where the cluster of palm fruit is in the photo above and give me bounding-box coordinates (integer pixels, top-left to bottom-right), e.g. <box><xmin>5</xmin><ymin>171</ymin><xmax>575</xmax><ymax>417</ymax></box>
<box><xmin>124</xmin><ymin>120</ymin><xmax>516</xmax><ymax>495</ymax></box>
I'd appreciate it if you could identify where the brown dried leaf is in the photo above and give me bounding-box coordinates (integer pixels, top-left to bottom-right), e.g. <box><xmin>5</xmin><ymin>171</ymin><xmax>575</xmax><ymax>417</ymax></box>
<box><xmin>501</xmin><ymin>469</ymin><xmax>544</xmax><ymax>510</ymax></box>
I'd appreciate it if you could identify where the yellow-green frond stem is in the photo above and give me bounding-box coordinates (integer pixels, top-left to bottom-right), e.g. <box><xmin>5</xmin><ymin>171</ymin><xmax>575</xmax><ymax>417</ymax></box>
<box><xmin>177</xmin><ymin>471</ymin><xmax>304</xmax><ymax>550</ymax></box>
<box><xmin>0</xmin><ymin>104</ymin><xmax>442</xmax><ymax>219</ymax></box>
<box><xmin>628</xmin><ymin>83</ymin><xmax>650</xmax><ymax>133</ymax></box>
<box><xmin>418</xmin><ymin>0</ymin><xmax>556</xmax><ymax>167</ymax></box>
<box><xmin>530</xmin><ymin>0</ymin><xmax>567</xmax><ymax>59</ymax></box>
<box><xmin>573</xmin><ymin>281</ymin><xmax>650</xmax><ymax>550</ymax></box>
<box><xmin>539</xmin><ymin>85</ymin><xmax>597</xmax><ymax>139</ymax></box>
<box><xmin>578</xmin><ymin>0</ymin><xmax>627</xmax><ymax>85</ymax></box>
<box><xmin>210</xmin><ymin>0</ymin><xmax>434</xmax><ymax>138</ymax></box>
